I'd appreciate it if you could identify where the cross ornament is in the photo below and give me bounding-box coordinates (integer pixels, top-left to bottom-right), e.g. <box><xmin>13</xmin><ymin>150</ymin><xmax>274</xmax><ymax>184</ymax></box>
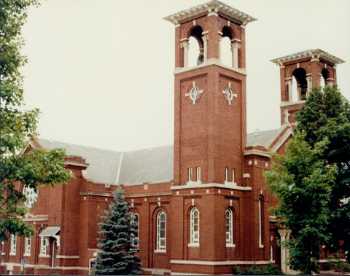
<box><xmin>222</xmin><ymin>82</ymin><xmax>238</xmax><ymax>105</ymax></box>
<box><xmin>185</xmin><ymin>81</ymin><xmax>204</xmax><ymax>104</ymax></box>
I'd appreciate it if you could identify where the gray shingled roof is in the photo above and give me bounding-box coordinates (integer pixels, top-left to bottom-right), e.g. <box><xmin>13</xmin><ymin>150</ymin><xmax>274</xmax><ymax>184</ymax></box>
<box><xmin>38</xmin><ymin>129</ymin><xmax>278</xmax><ymax>186</ymax></box>
<box><xmin>37</xmin><ymin>139</ymin><xmax>173</xmax><ymax>186</ymax></box>
<box><xmin>246</xmin><ymin>129</ymin><xmax>280</xmax><ymax>148</ymax></box>
<box><xmin>118</xmin><ymin>146</ymin><xmax>173</xmax><ymax>185</ymax></box>
<box><xmin>38</xmin><ymin>139</ymin><xmax>123</xmax><ymax>185</ymax></box>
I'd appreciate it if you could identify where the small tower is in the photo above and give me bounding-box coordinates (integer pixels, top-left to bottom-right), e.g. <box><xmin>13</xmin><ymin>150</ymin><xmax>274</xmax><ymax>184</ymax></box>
<box><xmin>272</xmin><ymin>49</ymin><xmax>345</xmax><ymax>125</ymax></box>
<box><xmin>165</xmin><ymin>0</ymin><xmax>256</xmax><ymax>187</ymax></box>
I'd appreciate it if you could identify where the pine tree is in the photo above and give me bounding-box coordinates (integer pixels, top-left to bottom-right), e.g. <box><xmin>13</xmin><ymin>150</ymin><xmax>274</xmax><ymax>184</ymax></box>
<box><xmin>95</xmin><ymin>188</ymin><xmax>141</xmax><ymax>275</ymax></box>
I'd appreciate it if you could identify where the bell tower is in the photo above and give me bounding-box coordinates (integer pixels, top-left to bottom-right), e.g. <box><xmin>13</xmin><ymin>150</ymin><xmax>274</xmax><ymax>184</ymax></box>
<box><xmin>272</xmin><ymin>49</ymin><xmax>345</xmax><ymax>125</ymax></box>
<box><xmin>165</xmin><ymin>0</ymin><xmax>256</xmax><ymax>187</ymax></box>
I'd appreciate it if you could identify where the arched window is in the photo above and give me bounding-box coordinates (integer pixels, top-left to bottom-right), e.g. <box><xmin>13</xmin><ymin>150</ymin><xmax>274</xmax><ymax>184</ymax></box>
<box><xmin>225</xmin><ymin>209</ymin><xmax>234</xmax><ymax>246</ymax></box>
<box><xmin>258</xmin><ymin>196</ymin><xmax>264</xmax><ymax>248</ymax></box>
<box><xmin>187</xmin><ymin>26</ymin><xmax>204</xmax><ymax>67</ymax></box>
<box><xmin>189</xmin><ymin>207</ymin><xmax>200</xmax><ymax>246</ymax></box>
<box><xmin>9</xmin><ymin>234</ymin><xmax>16</xmax><ymax>256</ymax></box>
<box><xmin>131</xmin><ymin>213</ymin><xmax>139</xmax><ymax>249</ymax></box>
<box><xmin>220</xmin><ymin>26</ymin><xmax>234</xmax><ymax>67</ymax></box>
<box><xmin>156</xmin><ymin>211</ymin><xmax>166</xmax><ymax>251</ymax></box>
<box><xmin>291</xmin><ymin>68</ymin><xmax>308</xmax><ymax>101</ymax></box>
<box><xmin>321</xmin><ymin>68</ymin><xmax>329</xmax><ymax>88</ymax></box>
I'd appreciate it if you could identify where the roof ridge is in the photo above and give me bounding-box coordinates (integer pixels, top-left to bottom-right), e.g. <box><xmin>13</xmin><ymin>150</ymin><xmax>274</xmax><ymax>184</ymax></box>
<box><xmin>123</xmin><ymin>144</ymin><xmax>173</xmax><ymax>154</ymax></box>
<box><xmin>38</xmin><ymin>137</ymin><xmax>122</xmax><ymax>154</ymax></box>
<box><xmin>38</xmin><ymin>137</ymin><xmax>173</xmax><ymax>155</ymax></box>
<box><xmin>247</xmin><ymin>128</ymin><xmax>280</xmax><ymax>135</ymax></box>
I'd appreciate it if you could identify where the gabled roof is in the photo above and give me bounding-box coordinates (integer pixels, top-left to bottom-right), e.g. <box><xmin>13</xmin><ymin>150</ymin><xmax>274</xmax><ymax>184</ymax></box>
<box><xmin>164</xmin><ymin>0</ymin><xmax>256</xmax><ymax>25</ymax></box>
<box><xmin>118</xmin><ymin>146</ymin><xmax>173</xmax><ymax>186</ymax></box>
<box><xmin>246</xmin><ymin>129</ymin><xmax>281</xmax><ymax>148</ymax></box>
<box><xmin>37</xmin><ymin>139</ymin><xmax>122</xmax><ymax>185</ymax></box>
<box><xmin>36</xmin><ymin>128</ymin><xmax>286</xmax><ymax>186</ymax></box>
<box><xmin>271</xmin><ymin>49</ymin><xmax>345</xmax><ymax>66</ymax></box>
<box><xmin>36</xmin><ymin>139</ymin><xmax>173</xmax><ymax>186</ymax></box>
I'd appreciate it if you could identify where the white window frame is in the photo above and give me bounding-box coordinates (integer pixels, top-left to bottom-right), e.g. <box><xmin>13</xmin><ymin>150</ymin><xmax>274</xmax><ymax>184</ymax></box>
<box><xmin>156</xmin><ymin>211</ymin><xmax>166</xmax><ymax>252</ymax></box>
<box><xmin>39</xmin><ymin>237</ymin><xmax>49</xmax><ymax>257</ymax></box>
<box><xmin>225</xmin><ymin>167</ymin><xmax>236</xmax><ymax>185</ymax></box>
<box><xmin>187</xmin><ymin>168</ymin><xmax>193</xmax><ymax>184</ymax></box>
<box><xmin>89</xmin><ymin>258</ymin><xmax>96</xmax><ymax>273</ymax></box>
<box><xmin>258</xmin><ymin>197</ymin><xmax>264</xmax><ymax>248</ymax></box>
<box><xmin>1</xmin><ymin>241</ymin><xmax>5</xmax><ymax>256</ymax></box>
<box><xmin>189</xmin><ymin>207</ymin><xmax>200</xmax><ymax>247</ymax></box>
<box><xmin>9</xmin><ymin>234</ymin><xmax>16</xmax><ymax>256</ymax></box>
<box><xmin>24</xmin><ymin>237</ymin><xmax>31</xmax><ymax>256</ymax></box>
<box><xmin>225</xmin><ymin>209</ymin><xmax>235</xmax><ymax>247</ymax></box>
<box><xmin>196</xmin><ymin>167</ymin><xmax>201</xmax><ymax>184</ymax></box>
<box><xmin>131</xmin><ymin>213</ymin><xmax>139</xmax><ymax>249</ymax></box>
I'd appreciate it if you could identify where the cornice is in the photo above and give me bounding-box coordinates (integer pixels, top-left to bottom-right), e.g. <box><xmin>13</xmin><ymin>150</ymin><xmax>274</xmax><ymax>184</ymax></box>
<box><xmin>171</xmin><ymin>182</ymin><xmax>252</xmax><ymax>191</ymax></box>
<box><xmin>271</xmin><ymin>49</ymin><xmax>345</xmax><ymax>66</ymax></box>
<box><xmin>174</xmin><ymin>58</ymin><xmax>246</xmax><ymax>75</ymax></box>
<box><xmin>164</xmin><ymin>0</ymin><xmax>256</xmax><ymax>26</ymax></box>
<box><xmin>244</xmin><ymin>149</ymin><xmax>271</xmax><ymax>158</ymax></box>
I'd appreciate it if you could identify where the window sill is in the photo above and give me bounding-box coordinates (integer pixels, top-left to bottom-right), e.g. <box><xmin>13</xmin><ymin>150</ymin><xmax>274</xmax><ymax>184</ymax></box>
<box><xmin>154</xmin><ymin>249</ymin><xmax>166</xmax><ymax>254</ymax></box>
<box><xmin>24</xmin><ymin>254</ymin><xmax>31</xmax><ymax>257</ymax></box>
<box><xmin>9</xmin><ymin>253</ymin><xmax>16</xmax><ymax>256</ymax></box>
<box><xmin>226</xmin><ymin>243</ymin><xmax>236</xmax><ymax>248</ymax></box>
<box><xmin>188</xmin><ymin>243</ymin><xmax>199</xmax><ymax>248</ymax></box>
<box><xmin>259</xmin><ymin>244</ymin><xmax>264</xmax><ymax>249</ymax></box>
<box><xmin>186</xmin><ymin>181</ymin><xmax>201</xmax><ymax>185</ymax></box>
<box><xmin>224</xmin><ymin>181</ymin><xmax>237</xmax><ymax>186</ymax></box>
<box><xmin>39</xmin><ymin>254</ymin><xmax>51</xmax><ymax>258</ymax></box>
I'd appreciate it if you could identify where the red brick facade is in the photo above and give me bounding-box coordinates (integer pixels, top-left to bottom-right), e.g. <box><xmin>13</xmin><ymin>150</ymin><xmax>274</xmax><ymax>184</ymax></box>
<box><xmin>0</xmin><ymin>1</ymin><xmax>344</xmax><ymax>275</ymax></box>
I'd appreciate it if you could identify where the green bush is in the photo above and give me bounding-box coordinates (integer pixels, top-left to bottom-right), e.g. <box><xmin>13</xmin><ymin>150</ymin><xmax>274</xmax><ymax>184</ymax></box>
<box><xmin>232</xmin><ymin>264</ymin><xmax>282</xmax><ymax>275</ymax></box>
<box><xmin>334</xmin><ymin>261</ymin><xmax>350</xmax><ymax>272</ymax></box>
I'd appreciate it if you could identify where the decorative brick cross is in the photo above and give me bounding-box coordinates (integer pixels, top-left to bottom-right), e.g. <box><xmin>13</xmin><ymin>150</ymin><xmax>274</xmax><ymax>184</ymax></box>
<box><xmin>222</xmin><ymin>82</ymin><xmax>238</xmax><ymax>105</ymax></box>
<box><xmin>185</xmin><ymin>81</ymin><xmax>203</xmax><ymax>104</ymax></box>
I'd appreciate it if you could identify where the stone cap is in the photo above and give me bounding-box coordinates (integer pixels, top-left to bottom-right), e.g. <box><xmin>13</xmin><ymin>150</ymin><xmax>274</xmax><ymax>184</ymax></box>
<box><xmin>164</xmin><ymin>0</ymin><xmax>256</xmax><ymax>26</ymax></box>
<box><xmin>271</xmin><ymin>49</ymin><xmax>345</xmax><ymax>66</ymax></box>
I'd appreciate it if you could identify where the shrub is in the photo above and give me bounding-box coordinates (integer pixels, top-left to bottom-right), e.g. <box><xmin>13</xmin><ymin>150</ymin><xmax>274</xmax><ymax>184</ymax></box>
<box><xmin>232</xmin><ymin>264</ymin><xmax>282</xmax><ymax>275</ymax></box>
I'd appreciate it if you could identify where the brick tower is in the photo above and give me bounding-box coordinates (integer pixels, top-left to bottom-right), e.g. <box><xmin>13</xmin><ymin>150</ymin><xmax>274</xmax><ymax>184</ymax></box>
<box><xmin>272</xmin><ymin>49</ymin><xmax>345</xmax><ymax>125</ymax></box>
<box><xmin>165</xmin><ymin>0</ymin><xmax>256</xmax><ymax>187</ymax></box>
<box><xmin>165</xmin><ymin>1</ymin><xmax>258</xmax><ymax>274</ymax></box>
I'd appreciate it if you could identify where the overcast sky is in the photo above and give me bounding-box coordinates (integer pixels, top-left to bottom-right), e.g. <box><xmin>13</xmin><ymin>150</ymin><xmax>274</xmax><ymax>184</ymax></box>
<box><xmin>22</xmin><ymin>0</ymin><xmax>350</xmax><ymax>152</ymax></box>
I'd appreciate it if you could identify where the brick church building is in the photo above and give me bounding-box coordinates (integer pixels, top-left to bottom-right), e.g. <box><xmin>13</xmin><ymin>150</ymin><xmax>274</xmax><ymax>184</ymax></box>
<box><xmin>0</xmin><ymin>0</ymin><xmax>345</xmax><ymax>275</ymax></box>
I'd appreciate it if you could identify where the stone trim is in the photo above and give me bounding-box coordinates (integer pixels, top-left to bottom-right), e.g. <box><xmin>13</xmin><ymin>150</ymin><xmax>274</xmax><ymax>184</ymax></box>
<box><xmin>164</xmin><ymin>0</ymin><xmax>256</xmax><ymax>25</ymax></box>
<box><xmin>271</xmin><ymin>49</ymin><xmax>344</xmax><ymax>65</ymax></box>
<box><xmin>23</xmin><ymin>214</ymin><xmax>48</xmax><ymax>222</ymax></box>
<box><xmin>280</xmin><ymin>100</ymin><xmax>306</xmax><ymax>107</ymax></box>
<box><xmin>64</xmin><ymin>161</ymin><xmax>88</xmax><ymax>168</ymax></box>
<box><xmin>244</xmin><ymin>150</ymin><xmax>271</xmax><ymax>158</ymax></box>
<box><xmin>170</xmin><ymin>259</ymin><xmax>272</xmax><ymax>265</ymax></box>
<box><xmin>174</xmin><ymin>58</ymin><xmax>246</xmax><ymax>75</ymax></box>
<box><xmin>56</xmin><ymin>255</ymin><xmax>80</xmax><ymax>259</ymax></box>
<box><xmin>171</xmin><ymin>183</ymin><xmax>251</xmax><ymax>191</ymax></box>
<box><xmin>2</xmin><ymin>262</ymin><xmax>89</xmax><ymax>271</ymax></box>
<box><xmin>270</xmin><ymin>127</ymin><xmax>293</xmax><ymax>153</ymax></box>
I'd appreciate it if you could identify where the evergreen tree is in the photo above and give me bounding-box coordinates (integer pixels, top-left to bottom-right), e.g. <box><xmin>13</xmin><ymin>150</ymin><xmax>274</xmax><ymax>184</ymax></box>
<box><xmin>95</xmin><ymin>188</ymin><xmax>141</xmax><ymax>275</ymax></box>
<box><xmin>0</xmin><ymin>0</ymin><xmax>70</xmax><ymax>241</ymax></box>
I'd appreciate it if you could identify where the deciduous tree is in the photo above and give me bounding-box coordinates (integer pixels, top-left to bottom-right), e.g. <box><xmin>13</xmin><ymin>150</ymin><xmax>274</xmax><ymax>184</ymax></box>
<box><xmin>0</xmin><ymin>0</ymin><xmax>70</xmax><ymax>241</ymax></box>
